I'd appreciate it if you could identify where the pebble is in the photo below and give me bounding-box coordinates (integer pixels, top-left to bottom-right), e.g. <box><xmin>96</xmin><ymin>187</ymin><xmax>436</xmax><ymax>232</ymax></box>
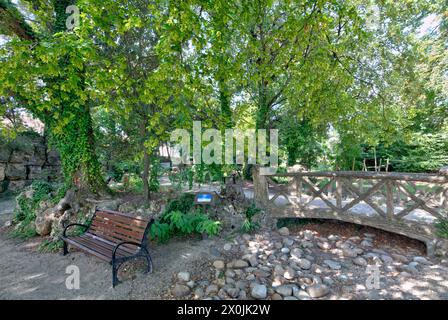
<box><xmin>343</xmin><ymin>248</ymin><xmax>359</xmax><ymax>258</ymax></box>
<box><xmin>324</xmin><ymin>260</ymin><xmax>342</xmax><ymax>270</ymax></box>
<box><xmin>297</xmin><ymin>258</ymin><xmax>312</xmax><ymax>270</ymax></box>
<box><xmin>392</xmin><ymin>253</ymin><xmax>409</xmax><ymax>264</ymax></box>
<box><xmin>205</xmin><ymin>284</ymin><xmax>219</xmax><ymax>295</ymax></box>
<box><xmin>317</xmin><ymin>242</ymin><xmax>331</xmax><ymax>250</ymax></box>
<box><xmin>278</xmin><ymin>227</ymin><xmax>290</xmax><ymax>236</ymax></box>
<box><xmin>172</xmin><ymin>284</ymin><xmax>191</xmax><ymax>298</ymax></box>
<box><xmin>230</xmin><ymin>259</ymin><xmax>249</xmax><ymax>269</ymax></box>
<box><xmin>290</xmin><ymin>248</ymin><xmax>303</xmax><ymax>260</ymax></box>
<box><xmin>413</xmin><ymin>256</ymin><xmax>431</xmax><ymax>265</ymax></box>
<box><xmin>213</xmin><ymin>260</ymin><xmax>225</xmax><ymax>270</ymax></box>
<box><xmin>303</xmin><ymin>230</ymin><xmax>314</xmax><ymax>241</ymax></box>
<box><xmin>294</xmin><ymin>289</ymin><xmax>312</xmax><ymax>300</ymax></box>
<box><xmin>177</xmin><ymin>272</ymin><xmax>191</xmax><ymax>282</ymax></box>
<box><xmin>353</xmin><ymin>257</ymin><xmax>368</xmax><ymax>267</ymax></box>
<box><xmin>251</xmin><ymin>284</ymin><xmax>268</xmax><ymax>299</ymax></box>
<box><xmin>306</xmin><ymin>284</ymin><xmax>330</xmax><ymax>298</ymax></box>
<box><xmin>223</xmin><ymin>243</ymin><xmax>232</xmax><ymax>251</ymax></box>
<box><xmin>271</xmin><ymin>293</ymin><xmax>283</xmax><ymax>300</ymax></box>
<box><xmin>275</xmin><ymin>285</ymin><xmax>293</xmax><ymax>297</ymax></box>
<box><xmin>281</xmin><ymin>247</ymin><xmax>290</xmax><ymax>254</ymax></box>
<box><xmin>380</xmin><ymin>255</ymin><xmax>394</xmax><ymax>264</ymax></box>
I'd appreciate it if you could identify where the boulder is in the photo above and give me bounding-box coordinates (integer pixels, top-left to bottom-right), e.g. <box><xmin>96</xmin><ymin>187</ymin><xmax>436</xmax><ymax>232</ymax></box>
<box><xmin>0</xmin><ymin>163</ymin><xmax>6</xmax><ymax>181</ymax></box>
<box><xmin>5</xmin><ymin>164</ymin><xmax>26</xmax><ymax>180</ymax></box>
<box><xmin>35</xmin><ymin>207</ymin><xmax>56</xmax><ymax>236</ymax></box>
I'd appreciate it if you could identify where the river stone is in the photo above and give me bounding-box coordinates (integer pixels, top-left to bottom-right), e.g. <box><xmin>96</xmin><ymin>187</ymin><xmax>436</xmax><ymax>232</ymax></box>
<box><xmin>205</xmin><ymin>284</ymin><xmax>219</xmax><ymax>295</ymax></box>
<box><xmin>324</xmin><ymin>260</ymin><xmax>341</xmax><ymax>270</ymax></box>
<box><xmin>302</xmin><ymin>230</ymin><xmax>314</xmax><ymax>241</ymax></box>
<box><xmin>343</xmin><ymin>248</ymin><xmax>359</xmax><ymax>258</ymax></box>
<box><xmin>177</xmin><ymin>272</ymin><xmax>191</xmax><ymax>282</ymax></box>
<box><xmin>275</xmin><ymin>285</ymin><xmax>293</xmax><ymax>297</ymax></box>
<box><xmin>294</xmin><ymin>289</ymin><xmax>312</xmax><ymax>300</ymax></box>
<box><xmin>223</xmin><ymin>243</ymin><xmax>232</xmax><ymax>251</ymax></box>
<box><xmin>296</xmin><ymin>258</ymin><xmax>312</xmax><ymax>270</ymax></box>
<box><xmin>353</xmin><ymin>257</ymin><xmax>368</xmax><ymax>267</ymax></box>
<box><xmin>392</xmin><ymin>253</ymin><xmax>409</xmax><ymax>264</ymax></box>
<box><xmin>172</xmin><ymin>284</ymin><xmax>190</xmax><ymax>298</ymax></box>
<box><xmin>380</xmin><ymin>255</ymin><xmax>394</xmax><ymax>264</ymax></box>
<box><xmin>306</xmin><ymin>284</ymin><xmax>330</xmax><ymax>298</ymax></box>
<box><xmin>251</xmin><ymin>284</ymin><xmax>267</xmax><ymax>299</ymax></box>
<box><xmin>413</xmin><ymin>256</ymin><xmax>431</xmax><ymax>265</ymax></box>
<box><xmin>271</xmin><ymin>293</ymin><xmax>283</xmax><ymax>300</ymax></box>
<box><xmin>230</xmin><ymin>259</ymin><xmax>249</xmax><ymax>269</ymax></box>
<box><xmin>226</xmin><ymin>288</ymin><xmax>240</xmax><ymax>298</ymax></box>
<box><xmin>281</xmin><ymin>247</ymin><xmax>290</xmax><ymax>254</ymax></box>
<box><xmin>213</xmin><ymin>260</ymin><xmax>225</xmax><ymax>270</ymax></box>
<box><xmin>284</xmin><ymin>296</ymin><xmax>298</xmax><ymax>300</ymax></box>
<box><xmin>290</xmin><ymin>248</ymin><xmax>303</xmax><ymax>260</ymax></box>
<box><xmin>278</xmin><ymin>227</ymin><xmax>290</xmax><ymax>236</ymax></box>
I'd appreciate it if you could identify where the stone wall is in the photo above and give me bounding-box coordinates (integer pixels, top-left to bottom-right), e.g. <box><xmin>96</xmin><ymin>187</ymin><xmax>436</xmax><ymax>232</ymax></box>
<box><xmin>0</xmin><ymin>133</ymin><xmax>61</xmax><ymax>193</ymax></box>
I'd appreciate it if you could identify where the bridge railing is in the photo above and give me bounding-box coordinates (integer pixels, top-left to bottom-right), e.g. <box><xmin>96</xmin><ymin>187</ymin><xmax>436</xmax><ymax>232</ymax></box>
<box><xmin>253</xmin><ymin>168</ymin><xmax>448</xmax><ymax>224</ymax></box>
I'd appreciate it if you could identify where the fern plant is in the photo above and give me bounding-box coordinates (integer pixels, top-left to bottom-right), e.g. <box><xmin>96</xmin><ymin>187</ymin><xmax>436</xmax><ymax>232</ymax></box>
<box><xmin>241</xmin><ymin>202</ymin><xmax>261</xmax><ymax>233</ymax></box>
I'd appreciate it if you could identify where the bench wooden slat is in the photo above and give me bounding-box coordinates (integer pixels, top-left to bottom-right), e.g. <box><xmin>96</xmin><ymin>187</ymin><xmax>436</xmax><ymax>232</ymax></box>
<box><xmin>95</xmin><ymin>210</ymin><xmax>149</xmax><ymax>226</ymax></box>
<box><xmin>66</xmin><ymin>235</ymin><xmax>135</xmax><ymax>260</ymax></box>
<box><xmin>90</xmin><ymin>219</ymin><xmax>144</xmax><ymax>240</ymax></box>
<box><xmin>93</xmin><ymin>214</ymin><xmax>146</xmax><ymax>233</ymax></box>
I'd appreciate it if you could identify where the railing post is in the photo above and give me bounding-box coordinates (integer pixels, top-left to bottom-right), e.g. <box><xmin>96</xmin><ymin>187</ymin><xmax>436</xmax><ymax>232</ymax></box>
<box><xmin>336</xmin><ymin>178</ymin><xmax>342</xmax><ymax>208</ymax></box>
<box><xmin>386</xmin><ymin>180</ymin><xmax>394</xmax><ymax>219</ymax></box>
<box><xmin>252</xmin><ymin>166</ymin><xmax>269</xmax><ymax>208</ymax></box>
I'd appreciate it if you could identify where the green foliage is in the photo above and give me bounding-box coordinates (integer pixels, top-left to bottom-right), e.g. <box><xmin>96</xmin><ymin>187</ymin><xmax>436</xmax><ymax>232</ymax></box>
<box><xmin>435</xmin><ymin>217</ymin><xmax>448</xmax><ymax>239</ymax></box>
<box><xmin>149</xmin><ymin>193</ymin><xmax>221</xmax><ymax>242</ymax></box>
<box><xmin>164</xmin><ymin>193</ymin><xmax>195</xmax><ymax>214</ymax></box>
<box><xmin>150</xmin><ymin>210</ymin><xmax>221</xmax><ymax>243</ymax></box>
<box><xmin>241</xmin><ymin>203</ymin><xmax>261</xmax><ymax>233</ymax></box>
<box><xmin>38</xmin><ymin>239</ymin><xmax>64</xmax><ymax>253</ymax></box>
<box><xmin>149</xmin><ymin>157</ymin><xmax>163</xmax><ymax>192</ymax></box>
<box><xmin>11</xmin><ymin>181</ymin><xmax>54</xmax><ymax>239</ymax></box>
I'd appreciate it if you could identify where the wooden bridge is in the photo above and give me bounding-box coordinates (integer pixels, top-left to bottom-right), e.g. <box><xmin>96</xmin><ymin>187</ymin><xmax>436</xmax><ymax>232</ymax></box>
<box><xmin>252</xmin><ymin>168</ymin><xmax>448</xmax><ymax>256</ymax></box>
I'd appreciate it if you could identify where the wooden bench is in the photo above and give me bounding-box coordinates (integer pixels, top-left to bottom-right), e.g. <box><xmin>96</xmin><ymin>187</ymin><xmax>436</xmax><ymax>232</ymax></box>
<box><xmin>61</xmin><ymin>209</ymin><xmax>154</xmax><ymax>287</ymax></box>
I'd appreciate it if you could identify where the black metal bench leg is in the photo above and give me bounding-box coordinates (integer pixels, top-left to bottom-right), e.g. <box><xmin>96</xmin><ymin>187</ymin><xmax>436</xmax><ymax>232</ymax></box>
<box><xmin>63</xmin><ymin>241</ymin><xmax>68</xmax><ymax>256</ymax></box>
<box><xmin>142</xmin><ymin>248</ymin><xmax>153</xmax><ymax>273</ymax></box>
<box><xmin>112</xmin><ymin>261</ymin><xmax>120</xmax><ymax>288</ymax></box>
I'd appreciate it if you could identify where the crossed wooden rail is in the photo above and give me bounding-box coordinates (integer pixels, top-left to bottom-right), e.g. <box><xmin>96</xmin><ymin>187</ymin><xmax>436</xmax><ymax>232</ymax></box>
<box><xmin>253</xmin><ymin>169</ymin><xmax>448</xmax><ymax>255</ymax></box>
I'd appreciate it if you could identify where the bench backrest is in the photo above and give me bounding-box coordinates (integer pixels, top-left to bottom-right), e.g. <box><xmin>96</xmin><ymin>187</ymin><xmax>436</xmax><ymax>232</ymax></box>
<box><xmin>87</xmin><ymin>209</ymin><xmax>151</xmax><ymax>245</ymax></box>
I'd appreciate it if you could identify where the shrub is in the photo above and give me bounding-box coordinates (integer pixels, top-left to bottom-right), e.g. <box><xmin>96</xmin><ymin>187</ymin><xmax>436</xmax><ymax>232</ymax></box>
<box><xmin>241</xmin><ymin>202</ymin><xmax>261</xmax><ymax>233</ymax></box>
<box><xmin>149</xmin><ymin>194</ymin><xmax>222</xmax><ymax>242</ymax></box>
<box><xmin>164</xmin><ymin>193</ymin><xmax>195</xmax><ymax>214</ymax></box>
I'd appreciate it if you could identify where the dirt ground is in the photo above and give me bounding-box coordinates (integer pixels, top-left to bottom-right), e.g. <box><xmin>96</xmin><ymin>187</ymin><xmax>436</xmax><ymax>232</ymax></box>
<box><xmin>0</xmin><ymin>227</ymin><xmax>224</xmax><ymax>300</ymax></box>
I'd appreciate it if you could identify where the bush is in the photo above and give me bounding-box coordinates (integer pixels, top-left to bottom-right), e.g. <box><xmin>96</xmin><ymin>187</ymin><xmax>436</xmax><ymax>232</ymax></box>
<box><xmin>149</xmin><ymin>194</ymin><xmax>221</xmax><ymax>242</ymax></box>
<box><xmin>241</xmin><ymin>203</ymin><xmax>261</xmax><ymax>233</ymax></box>
<box><xmin>164</xmin><ymin>193</ymin><xmax>195</xmax><ymax>214</ymax></box>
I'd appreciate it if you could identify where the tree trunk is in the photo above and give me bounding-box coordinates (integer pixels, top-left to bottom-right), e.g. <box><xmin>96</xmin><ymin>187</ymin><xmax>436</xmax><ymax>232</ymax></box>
<box><xmin>142</xmin><ymin>149</ymin><xmax>150</xmax><ymax>203</ymax></box>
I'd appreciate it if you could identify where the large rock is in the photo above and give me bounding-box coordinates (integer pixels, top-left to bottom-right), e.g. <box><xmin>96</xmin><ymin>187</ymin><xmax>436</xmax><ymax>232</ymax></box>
<box><xmin>35</xmin><ymin>207</ymin><xmax>56</xmax><ymax>236</ymax></box>
<box><xmin>5</xmin><ymin>164</ymin><xmax>26</xmax><ymax>180</ymax></box>
<box><xmin>0</xmin><ymin>163</ymin><xmax>6</xmax><ymax>181</ymax></box>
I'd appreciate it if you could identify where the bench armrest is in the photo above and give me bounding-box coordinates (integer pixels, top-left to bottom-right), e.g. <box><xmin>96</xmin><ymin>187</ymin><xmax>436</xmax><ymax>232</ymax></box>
<box><xmin>62</xmin><ymin>223</ymin><xmax>89</xmax><ymax>238</ymax></box>
<box><xmin>112</xmin><ymin>241</ymin><xmax>142</xmax><ymax>261</ymax></box>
